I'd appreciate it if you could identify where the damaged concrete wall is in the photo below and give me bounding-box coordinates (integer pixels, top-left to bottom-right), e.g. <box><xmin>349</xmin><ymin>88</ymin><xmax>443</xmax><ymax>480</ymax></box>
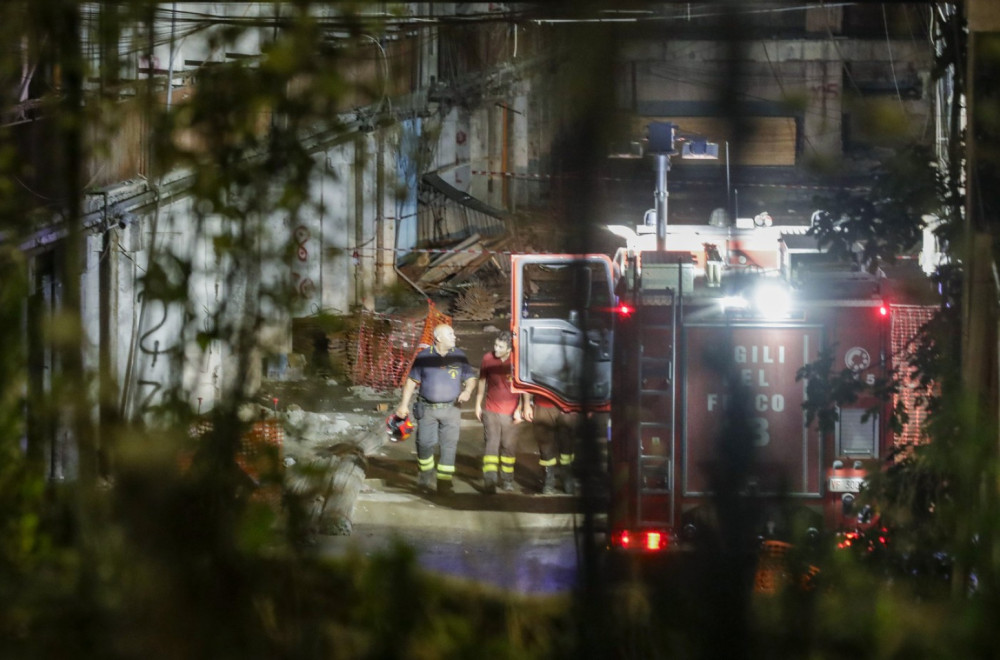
<box><xmin>625</xmin><ymin>38</ymin><xmax>933</xmax><ymax>162</ymax></box>
<box><xmin>66</xmin><ymin>119</ymin><xmax>434</xmax><ymax>418</ymax></box>
<box><xmin>43</xmin><ymin>4</ymin><xmax>939</xmax><ymax>425</ymax></box>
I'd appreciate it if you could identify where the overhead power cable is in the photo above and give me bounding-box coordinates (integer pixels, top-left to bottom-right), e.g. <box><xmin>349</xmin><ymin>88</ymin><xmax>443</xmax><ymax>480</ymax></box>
<box><xmin>882</xmin><ymin>4</ymin><xmax>905</xmax><ymax>108</ymax></box>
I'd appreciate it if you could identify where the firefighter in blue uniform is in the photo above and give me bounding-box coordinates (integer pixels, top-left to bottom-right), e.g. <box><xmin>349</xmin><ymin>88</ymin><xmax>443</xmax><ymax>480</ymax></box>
<box><xmin>395</xmin><ymin>323</ymin><xmax>477</xmax><ymax>495</ymax></box>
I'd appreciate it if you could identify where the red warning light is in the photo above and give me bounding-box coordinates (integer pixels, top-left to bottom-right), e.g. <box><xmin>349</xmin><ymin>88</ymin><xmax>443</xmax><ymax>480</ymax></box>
<box><xmin>611</xmin><ymin>529</ymin><xmax>632</xmax><ymax>549</ymax></box>
<box><xmin>610</xmin><ymin>528</ymin><xmax>668</xmax><ymax>552</ymax></box>
<box><xmin>616</xmin><ymin>303</ymin><xmax>634</xmax><ymax>318</ymax></box>
<box><xmin>879</xmin><ymin>304</ymin><xmax>888</xmax><ymax>318</ymax></box>
<box><xmin>644</xmin><ymin>530</ymin><xmax>667</xmax><ymax>551</ymax></box>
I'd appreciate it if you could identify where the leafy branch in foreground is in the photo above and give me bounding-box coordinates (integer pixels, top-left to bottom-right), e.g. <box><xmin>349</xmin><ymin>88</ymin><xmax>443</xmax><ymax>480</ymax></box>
<box><xmin>796</xmin><ymin>344</ymin><xmax>905</xmax><ymax>437</ymax></box>
<box><xmin>809</xmin><ymin>143</ymin><xmax>942</xmax><ymax>268</ymax></box>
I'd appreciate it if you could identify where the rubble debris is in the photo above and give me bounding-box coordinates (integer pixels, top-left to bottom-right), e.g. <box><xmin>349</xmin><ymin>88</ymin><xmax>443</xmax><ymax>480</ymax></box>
<box><xmin>447</xmin><ymin>235</ymin><xmax>513</xmax><ymax>286</ymax></box>
<box><xmin>281</xmin><ymin>410</ymin><xmax>386</xmax><ymax>540</ymax></box>
<box><xmin>416</xmin><ymin>233</ymin><xmax>484</xmax><ymax>286</ymax></box>
<box><xmin>398</xmin><ymin>232</ymin><xmax>514</xmax><ymax>291</ymax></box>
<box><xmin>349</xmin><ymin>385</ymin><xmax>398</xmax><ymax>400</ymax></box>
<box><xmin>451</xmin><ymin>281</ymin><xmax>498</xmax><ymax>321</ymax></box>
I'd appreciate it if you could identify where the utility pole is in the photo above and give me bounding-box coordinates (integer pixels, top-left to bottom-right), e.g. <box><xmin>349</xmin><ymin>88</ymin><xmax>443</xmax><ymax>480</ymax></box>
<box><xmin>646</xmin><ymin>122</ymin><xmax>676</xmax><ymax>253</ymax></box>
<box><xmin>645</xmin><ymin>122</ymin><xmax>719</xmax><ymax>251</ymax></box>
<box><xmin>958</xmin><ymin>0</ymin><xmax>1000</xmax><ymax>600</ymax></box>
<box><xmin>962</xmin><ymin>1</ymin><xmax>1000</xmax><ymax>429</ymax></box>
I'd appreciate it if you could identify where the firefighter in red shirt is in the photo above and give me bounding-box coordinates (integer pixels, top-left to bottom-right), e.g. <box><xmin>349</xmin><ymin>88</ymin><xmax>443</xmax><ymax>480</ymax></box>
<box><xmin>474</xmin><ymin>331</ymin><xmax>522</xmax><ymax>494</ymax></box>
<box><xmin>522</xmin><ymin>391</ymin><xmax>578</xmax><ymax>495</ymax></box>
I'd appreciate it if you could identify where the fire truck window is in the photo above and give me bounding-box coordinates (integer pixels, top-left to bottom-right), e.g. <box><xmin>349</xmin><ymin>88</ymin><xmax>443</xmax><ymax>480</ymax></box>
<box><xmin>522</xmin><ymin>263</ymin><xmax>613</xmax><ymax>326</ymax></box>
<box><xmin>586</xmin><ymin>264</ymin><xmax>613</xmax><ymax>330</ymax></box>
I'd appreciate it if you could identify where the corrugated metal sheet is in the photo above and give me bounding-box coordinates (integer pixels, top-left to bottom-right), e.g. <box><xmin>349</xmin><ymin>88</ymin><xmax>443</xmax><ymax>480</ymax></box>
<box><xmin>417</xmin><ymin>173</ymin><xmax>507</xmax><ymax>245</ymax></box>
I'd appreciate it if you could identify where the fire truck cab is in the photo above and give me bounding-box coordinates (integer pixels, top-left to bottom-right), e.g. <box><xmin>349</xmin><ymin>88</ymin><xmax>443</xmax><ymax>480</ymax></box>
<box><xmin>511</xmin><ymin>219</ymin><xmax>916</xmax><ymax>554</ymax></box>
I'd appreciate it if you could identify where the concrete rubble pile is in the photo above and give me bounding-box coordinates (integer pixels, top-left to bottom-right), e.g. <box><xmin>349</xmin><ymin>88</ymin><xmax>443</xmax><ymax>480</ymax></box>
<box><xmin>268</xmin><ymin>394</ymin><xmax>392</xmax><ymax>537</ymax></box>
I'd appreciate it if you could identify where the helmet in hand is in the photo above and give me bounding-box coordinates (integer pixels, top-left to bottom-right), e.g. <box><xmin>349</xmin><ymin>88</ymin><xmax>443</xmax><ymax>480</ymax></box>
<box><xmin>386</xmin><ymin>414</ymin><xmax>414</xmax><ymax>442</ymax></box>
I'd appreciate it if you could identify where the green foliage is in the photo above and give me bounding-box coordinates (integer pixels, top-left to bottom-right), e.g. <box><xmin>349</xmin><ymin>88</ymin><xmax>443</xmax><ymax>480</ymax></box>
<box><xmin>0</xmin><ymin>247</ymin><xmax>47</xmax><ymax>636</ymax></box>
<box><xmin>796</xmin><ymin>344</ymin><xmax>903</xmax><ymax>437</ymax></box>
<box><xmin>4</xmin><ymin>2</ymin><xmax>1000</xmax><ymax>659</ymax></box>
<box><xmin>904</xmin><ymin>271</ymin><xmax>962</xmax><ymax>419</ymax></box>
<box><xmin>0</xmin><ymin>3</ymin><xmax>579</xmax><ymax>658</ymax></box>
<box><xmin>810</xmin><ymin>143</ymin><xmax>942</xmax><ymax>267</ymax></box>
<box><xmin>379</xmin><ymin>279</ymin><xmax>425</xmax><ymax>309</ymax></box>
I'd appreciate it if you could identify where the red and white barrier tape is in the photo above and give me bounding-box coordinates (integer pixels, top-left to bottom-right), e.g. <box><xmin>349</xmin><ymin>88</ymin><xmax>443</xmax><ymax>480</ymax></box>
<box><xmin>469</xmin><ymin>169</ymin><xmax>868</xmax><ymax>191</ymax></box>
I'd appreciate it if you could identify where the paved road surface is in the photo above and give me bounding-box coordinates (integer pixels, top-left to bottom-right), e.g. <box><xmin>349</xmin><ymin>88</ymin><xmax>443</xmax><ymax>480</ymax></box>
<box><xmin>322</xmin><ymin>400</ymin><xmax>601</xmax><ymax>595</ymax></box>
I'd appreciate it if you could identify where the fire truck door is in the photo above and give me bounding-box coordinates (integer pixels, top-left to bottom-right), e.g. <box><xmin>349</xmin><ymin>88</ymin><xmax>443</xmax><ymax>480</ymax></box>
<box><xmin>510</xmin><ymin>254</ymin><xmax>616</xmax><ymax>411</ymax></box>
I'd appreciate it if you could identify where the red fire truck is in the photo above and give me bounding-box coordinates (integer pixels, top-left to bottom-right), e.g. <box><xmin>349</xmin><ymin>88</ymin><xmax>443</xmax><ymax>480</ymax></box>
<box><xmin>510</xmin><ymin>220</ymin><xmax>932</xmax><ymax>554</ymax></box>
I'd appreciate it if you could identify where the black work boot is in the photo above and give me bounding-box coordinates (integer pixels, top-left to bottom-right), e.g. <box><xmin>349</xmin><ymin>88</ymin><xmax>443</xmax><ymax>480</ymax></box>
<box><xmin>417</xmin><ymin>469</ymin><xmax>435</xmax><ymax>492</ymax></box>
<box><xmin>483</xmin><ymin>471</ymin><xmax>498</xmax><ymax>495</ymax></box>
<box><xmin>499</xmin><ymin>473</ymin><xmax>515</xmax><ymax>493</ymax></box>
<box><xmin>559</xmin><ymin>465</ymin><xmax>577</xmax><ymax>495</ymax></box>
<box><xmin>437</xmin><ymin>479</ymin><xmax>454</xmax><ymax>497</ymax></box>
<box><xmin>542</xmin><ymin>466</ymin><xmax>558</xmax><ymax>495</ymax></box>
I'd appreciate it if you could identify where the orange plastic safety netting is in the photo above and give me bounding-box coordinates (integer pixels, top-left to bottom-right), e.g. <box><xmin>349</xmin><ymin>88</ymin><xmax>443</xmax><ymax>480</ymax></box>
<box><xmin>185</xmin><ymin>418</ymin><xmax>285</xmax><ymax>507</ymax></box>
<box><xmin>891</xmin><ymin>304</ymin><xmax>937</xmax><ymax>447</ymax></box>
<box><xmin>350</xmin><ymin>303</ymin><xmax>452</xmax><ymax>390</ymax></box>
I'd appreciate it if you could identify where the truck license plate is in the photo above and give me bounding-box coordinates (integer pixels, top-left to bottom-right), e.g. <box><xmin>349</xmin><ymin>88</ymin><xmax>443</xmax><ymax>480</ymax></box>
<box><xmin>828</xmin><ymin>477</ymin><xmax>865</xmax><ymax>493</ymax></box>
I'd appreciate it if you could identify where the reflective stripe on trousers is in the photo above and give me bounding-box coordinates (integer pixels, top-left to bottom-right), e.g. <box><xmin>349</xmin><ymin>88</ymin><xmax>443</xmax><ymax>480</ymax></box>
<box><xmin>437</xmin><ymin>463</ymin><xmax>456</xmax><ymax>481</ymax></box>
<box><xmin>416</xmin><ymin>404</ymin><xmax>461</xmax><ymax>479</ymax></box>
<box><xmin>482</xmin><ymin>409</ymin><xmax>519</xmax><ymax>464</ymax></box>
